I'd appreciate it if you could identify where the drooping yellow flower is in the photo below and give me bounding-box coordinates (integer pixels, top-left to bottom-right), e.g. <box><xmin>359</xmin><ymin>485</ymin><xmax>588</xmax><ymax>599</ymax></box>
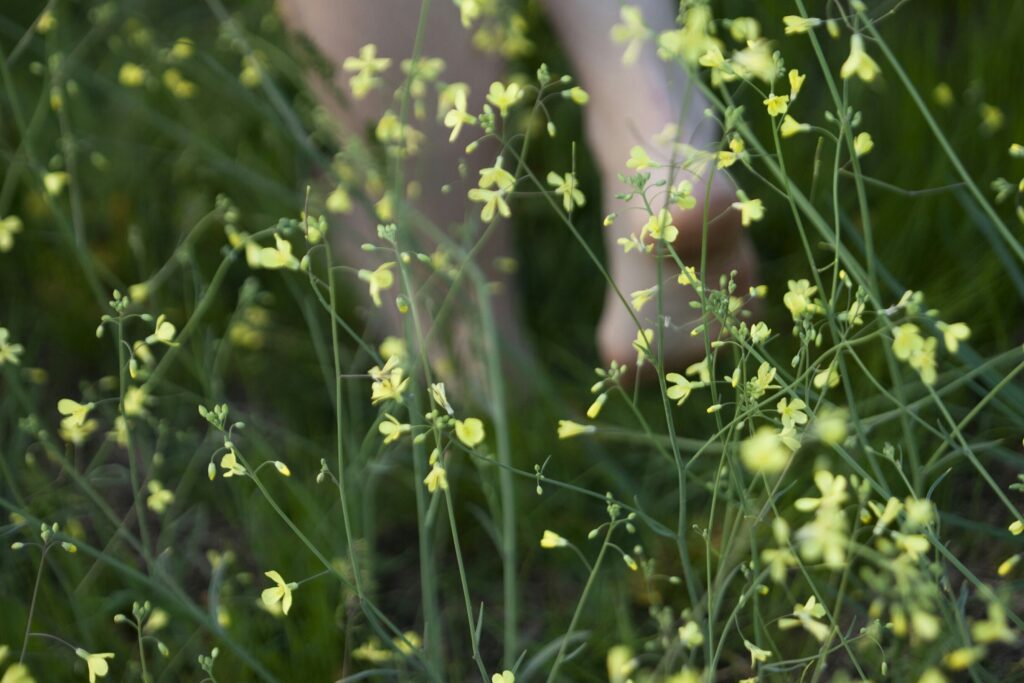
<box><xmin>454</xmin><ymin>417</ymin><xmax>485</xmax><ymax>447</ymax></box>
<box><xmin>557</xmin><ymin>420</ymin><xmax>594</xmax><ymax>439</ymax></box>
<box><xmin>778</xmin><ymin>596</ymin><xmax>829</xmax><ymax>641</ymax></box>
<box><xmin>369</xmin><ymin>357</ymin><xmax>408</xmax><ymax>404</ymax></box>
<box><xmin>75</xmin><ymin>649</ymin><xmax>115</xmax><ymax>682</ymax></box>
<box><xmin>840</xmin><ymin>34</ymin><xmax>880</xmax><ymax>83</ymax></box>
<box><xmin>782</xmin><ymin>15</ymin><xmax>821</xmax><ymax>35</ymax></box>
<box><xmin>731</xmin><ymin>193</ymin><xmax>764</xmax><ymax>227</ymax></box>
<box><xmin>666</xmin><ymin>373</ymin><xmax>701</xmax><ymax>406</ymax></box>
<box><xmin>379</xmin><ymin>413</ymin><xmax>411</xmax><ymax>444</ymax></box>
<box><xmin>743</xmin><ymin>639</ymin><xmax>772</xmax><ymax>669</ymax></box>
<box><xmin>58</xmin><ymin>398</ymin><xmax>95</xmax><ymax>428</ymax></box>
<box><xmin>261</xmin><ymin>570</ymin><xmax>297</xmax><ymax>615</ymax></box>
<box><xmin>442</xmin><ymin>89</ymin><xmax>475</xmax><ymax>142</ymax></box>
<box><xmin>219</xmin><ymin>449</ymin><xmax>246</xmax><ymax>477</ymax></box>
<box><xmin>788</xmin><ymin>69</ymin><xmax>806</xmax><ymax>99</ymax></box>
<box><xmin>357</xmin><ymin>262</ymin><xmax>396</xmax><ymax>307</ymax></box>
<box><xmin>146</xmin><ymin>314</ymin><xmax>177</xmax><ymax>346</ymax></box>
<box><xmin>423</xmin><ymin>463</ymin><xmax>448</xmax><ymax>493</ymax></box>
<box><xmin>780</xmin><ymin>115</ymin><xmax>809</xmax><ymax>138</ymax></box>
<box><xmin>540</xmin><ymin>530</ymin><xmax>567</xmax><ymax>548</ymax></box>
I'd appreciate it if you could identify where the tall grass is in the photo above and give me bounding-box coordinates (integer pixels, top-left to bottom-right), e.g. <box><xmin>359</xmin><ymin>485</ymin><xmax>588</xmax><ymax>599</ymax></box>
<box><xmin>1</xmin><ymin>1</ymin><xmax>1023</xmax><ymax>681</ymax></box>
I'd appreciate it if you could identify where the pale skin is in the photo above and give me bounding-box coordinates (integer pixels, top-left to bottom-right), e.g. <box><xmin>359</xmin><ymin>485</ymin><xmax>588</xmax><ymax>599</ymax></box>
<box><xmin>277</xmin><ymin>0</ymin><xmax>757</xmax><ymax>375</ymax></box>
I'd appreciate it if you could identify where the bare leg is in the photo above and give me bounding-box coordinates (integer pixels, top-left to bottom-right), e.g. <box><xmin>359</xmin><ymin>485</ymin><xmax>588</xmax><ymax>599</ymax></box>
<box><xmin>278</xmin><ymin>0</ymin><xmax>531</xmax><ymax>393</ymax></box>
<box><xmin>542</xmin><ymin>0</ymin><xmax>758</xmax><ymax>369</ymax></box>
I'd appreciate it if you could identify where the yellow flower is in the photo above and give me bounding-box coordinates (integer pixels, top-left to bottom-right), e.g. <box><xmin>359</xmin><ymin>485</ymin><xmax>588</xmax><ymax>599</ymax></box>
<box><xmin>357</xmin><ymin>262</ymin><xmax>396</xmax><ymax>308</ymax></box>
<box><xmin>717</xmin><ymin>137</ymin><xmax>745</xmax><ymax>169</ymax></box>
<box><xmin>546</xmin><ymin>171</ymin><xmax>585</xmax><ymax>212</ymax></box>
<box><xmin>610</xmin><ymin>5</ymin><xmax>649</xmax><ymax>65</ymax></box>
<box><xmin>743</xmin><ymin>640</ymin><xmax>771</xmax><ymax>669</ymax></box>
<box><xmin>467</xmin><ymin>188</ymin><xmax>511</xmax><ymax>222</ymax></box>
<box><xmin>0</xmin><ymin>216</ymin><xmax>23</xmax><ymax>253</ymax></box>
<box><xmin>0</xmin><ymin>327</ymin><xmax>24</xmax><ymax>366</ymax></box>
<box><xmin>731</xmin><ymin>193</ymin><xmax>764</xmax><ymax>227</ymax></box>
<box><xmin>261</xmin><ymin>570</ymin><xmax>297</xmax><ymax>615</ymax></box>
<box><xmin>43</xmin><ymin>171</ymin><xmax>69</xmax><ymax>196</ymax></box>
<box><xmin>933</xmin><ymin>82</ymin><xmax>954</xmax><ymax>108</ymax></box>
<box><xmin>788</xmin><ymin>69</ymin><xmax>806</xmax><ymax>99</ymax></box>
<box><xmin>642</xmin><ymin>209</ymin><xmax>677</xmax><ymax>243</ymax></box>
<box><xmin>557</xmin><ymin>420</ymin><xmax>594</xmax><ymax>439</ymax></box>
<box><xmin>586</xmin><ymin>393</ymin><xmax>607</xmax><ymax>419</ymax></box>
<box><xmin>625</xmin><ymin>145</ymin><xmax>653</xmax><ymax>170</ymax></box>
<box><xmin>763</xmin><ymin>94</ymin><xmax>789</xmax><ymax>117</ymax></box>
<box><xmin>540</xmin><ymin>530</ymin><xmax>567</xmax><ymax>548</ymax></box>
<box><xmin>146</xmin><ymin>480</ymin><xmax>174</xmax><ymax>513</ymax></box>
<box><xmin>777</xmin><ymin>397</ymin><xmax>808</xmax><ymax>430</ymax></box>
<box><xmin>783</xmin><ymin>279</ymin><xmax>817</xmax><ymax>319</ymax></box>
<box><xmin>0</xmin><ymin>660</ymin><xmax>33</xmax><ymax>683</ymax></box>
<box><xmin>778</xmin><ymin>596</ymin><xmax>829</xmax><ymax>641</ymax></box>
<box><xmin>840</xmin><ymin>34</ymin><xmax>880</xmax><ymax>83</ymax></box>
<box><xmin>782</xmin><ymin>15</ymin><xmax>821</xmax><ymax>35</ymax></box>
<box><xmin>1009</xmin><ymin>520</ymin><xmax>1024</xmax><ymax>536</ymax></box>
<box><xmin>58</xmin><ymin>398</ymin><xmax>95</xmax><ymax>428</ymax></box>
<box><xmin>123</xmin><ymin>386</ymin><xmax>149</xmax><ymax>417</ymax></box>
<box><xmin>780</xmin><ymin>115</ymin><xmax>809</xmax><ymax>138</ymax></box>
<box><xmin>369</xmin><ymin>357</ymin><xmax>408</xmax><ymax>404</ymax></box>
<box><xmin>118</xmin><ymin>62</ymin><xmax>147</xmax><ymax>87</ymax></box>
<box><xmin>632</xmin><ymin>328</ymin><xmax>654</xmax><ymax>366</ymax></box>
<box><xmin>678</xmin><ymin>621</ymin><xmax>704</xmax><ymax>648</ymax></box>
<box><xmin>740</xmin><ymin>427</ymin><xmax>790</xmax><ymax>474</ymax></box>
<box><xmin>478</xmin><ymin>157</ymin><xmax>516</xmax><ymax>192</ymax></box>
<box><xmin>254</xmin><ymin>234</ymin><xmax>300</xmax><ymax>270</ymax></box>
<box><xmin>936</xmin><ymin>321</ymin><xmax>970</xmax><ymax>353</ymax></box>
<box><xmin>485</xmin><ymin>81</ymin><xmax>523</xmax><ymax>117</ymax></box>
<box><xmin>219</xmin><ymin>449</ymin><xmax>246</xmax><ymax>477</ymax></box>
<box><xmin>813</xmin><ymin>362</ymin><xmax>841</xmax><ymax>390</ymax></box>
<box><xmin>379</xmin><ymin>414</ymin><xmax>411</xmax><ymax>444</ymax></box>
<box><xmin>971</xmin><ymin>603</ymin><xmax>1016</xmax><ymax>644</ymax></box>
<box><xmin>455</xmin><ymin>417</ymin><xmax>485</xmax><ymax>447</ymax></box>
<box><xmin>342</xmin><ymin>44</ymin><xmax>391</xmax><ymax>99</ymax></box>
<box><xmin>666</xmin><ymin>373</ymin><xmax>701</xmax><ymax>406</ymax></box>
<box><xmin>942</xmin><ymin>646</ymin><xmax>985</xmax><ymax>671</ymax></box>
<box><xmin>442</xmin><ymin>89</ymin><xmax>475</xmax><ymax>142</ymax></box>
<box><xmin>853</xmin><ymin>131</ymin><xmax>874</xmax><ymax>157</ymax></box>
<box><xmin>75</xmin><ymin>649</ymin><xmax>114</xmax><ymax>682</ymax></box>
<box><xmin>146</xmin><ymin>314</ymin><xmax>177</xmax><ymax>346</ymax></box>
<box><xmin>491</xmin><ymin>671</ymin><xmax>515</xmax><ymax>683</ymax></box>
<box><xmin>424</xmin><ymin>463</ymin><xmax>448</xmax><ymax>493</ymax></box>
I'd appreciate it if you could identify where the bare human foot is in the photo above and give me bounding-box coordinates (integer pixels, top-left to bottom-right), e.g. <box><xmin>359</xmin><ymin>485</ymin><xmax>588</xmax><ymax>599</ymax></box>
<box><xmin>541</xmin><ymin>0</ymin><xmax>761</xmax><ymax>371</ymax></box>
<box><xmin>597</xmin><ymin>172</ymin><xmax>759</xmax><ymax>371</ymax></box>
